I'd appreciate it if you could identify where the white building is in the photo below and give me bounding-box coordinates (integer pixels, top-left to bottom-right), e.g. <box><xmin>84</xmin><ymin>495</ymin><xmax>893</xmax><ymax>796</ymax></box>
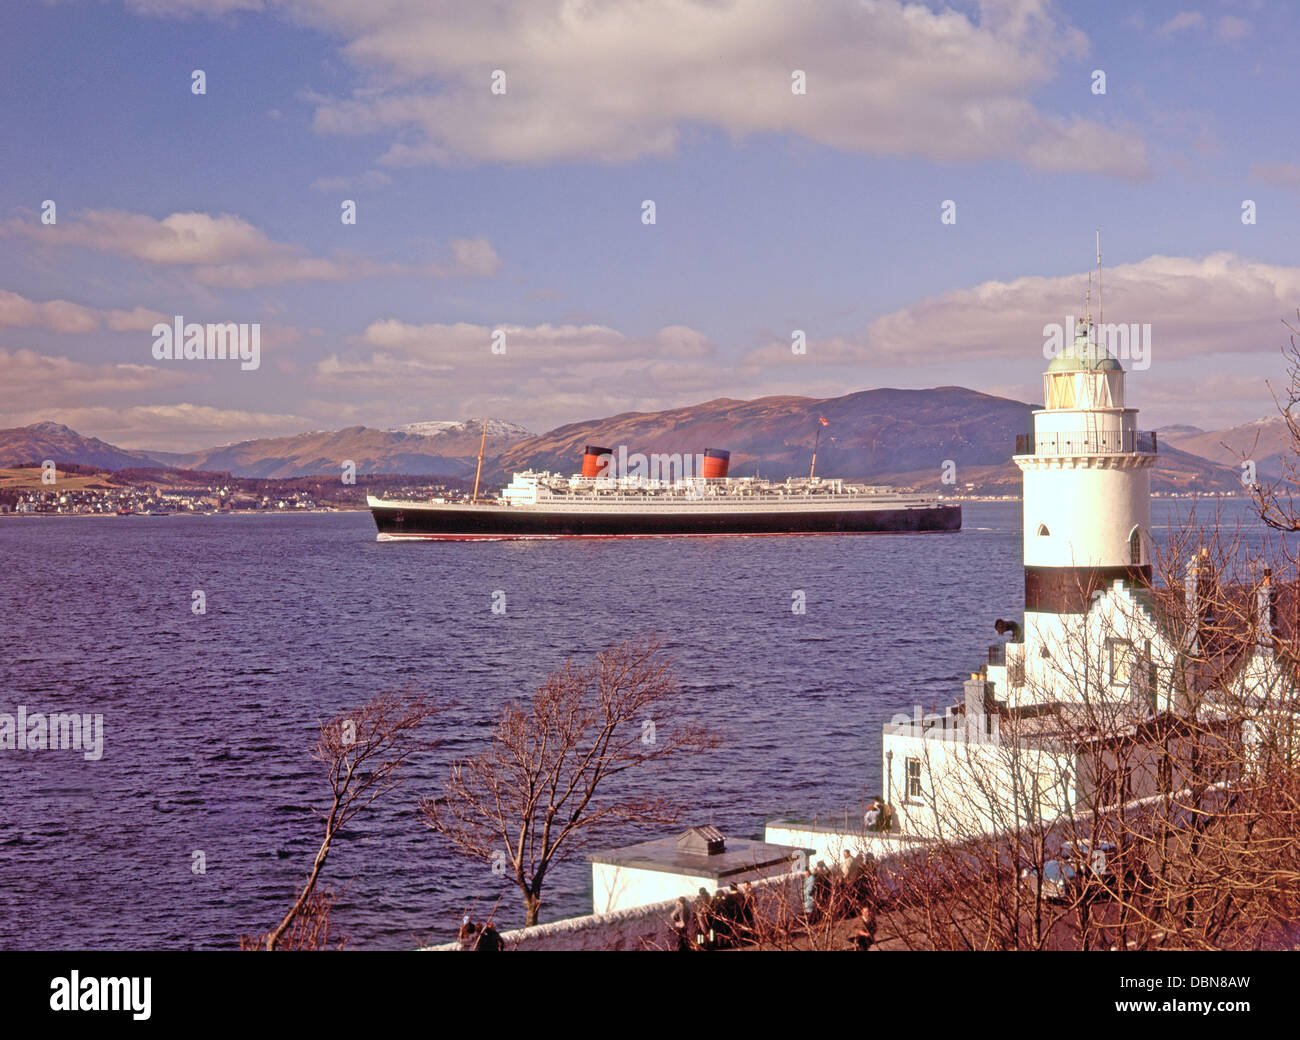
<box><xmin>880</xmin><ymin>316</ymin><xmax>1296</xmax><ymax>843</ymax></box>
<box><xmin>588</xmin><ymin>826</ymin><xmax>808</xmax><ymax>914</ymax></box>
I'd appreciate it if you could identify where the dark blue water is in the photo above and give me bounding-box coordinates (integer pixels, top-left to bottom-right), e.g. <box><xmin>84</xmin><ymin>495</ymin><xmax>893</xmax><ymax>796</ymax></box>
<box><xmin>0</xmin><ymin>499</ymin><xmax>1262</xmax><ymax>949</ymax></box>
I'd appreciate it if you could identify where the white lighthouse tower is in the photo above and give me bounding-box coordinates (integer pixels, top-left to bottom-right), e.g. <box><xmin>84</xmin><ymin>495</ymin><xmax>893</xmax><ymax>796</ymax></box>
<box><xmin>1013</xmin><ymin>315</ymin><xmax>1157</xmax><ymax>700</ymax></box>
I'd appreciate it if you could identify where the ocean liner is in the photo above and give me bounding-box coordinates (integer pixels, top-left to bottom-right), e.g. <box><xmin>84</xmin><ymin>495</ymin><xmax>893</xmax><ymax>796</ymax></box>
<box><xmin>367</xmin><ymin>445</ymin><xmax>961</xmax><ymax>541</ymax></box>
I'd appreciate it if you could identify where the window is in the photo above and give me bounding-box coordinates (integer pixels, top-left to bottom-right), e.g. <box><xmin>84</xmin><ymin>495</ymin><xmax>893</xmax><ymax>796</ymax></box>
<box><xmin>1129</xmin><ymin>526</ymin><xmax>1142</xmax><ymax>565</ymax></box>
<box><xmin>1046</xmin><ymin>373</ymin><xmax>1076</xmax><ymax>409</ymax></box>
<box><xmin>1106</xmin><ymin>637</ymin><xmax>1134</xmax><ymax>689</ymax></box>
<box><xmin>1135</xmin><ymin>643</ymin><xmax>1158</xmax><ymax>713</ymax></box>
<box><xmin>1028</xmin><ymin>768</ymin><xmax>1059</xmax><ymax>817</ymax></box>
<box><xmin>1036</xmin><ymin>523</ymin><xmax>1050</xmax><ymax>536</ymax></box>
<box><xmin>905</xmin><ymin>757</ymin><xmax>923</xmax><ymax>799</ymax></box>
<box><xmin>1098</xmin><ymin>765</ymin><xmax>1132</xmax><ymax>807</ymax></box>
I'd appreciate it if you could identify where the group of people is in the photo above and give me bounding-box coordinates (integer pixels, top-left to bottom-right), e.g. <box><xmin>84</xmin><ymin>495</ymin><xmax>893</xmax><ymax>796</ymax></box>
<box><xmin>669</xmin><ymin>882</ymin><xmax>757</xmax><ymax>950</ymax></box>
<box><xmin>801</xmin><ymin>848</ymin><xmax>880</xmax><ymax>948</ymax></box>
<box><xmin>457</xmin><ymin>915</ymin><xmax>504</xmax><ymax>951</ymax></box>
<box><xmin>862</xmin><ymin>797</ymin><xmax>892</xmax><ymax>833</ymax></box>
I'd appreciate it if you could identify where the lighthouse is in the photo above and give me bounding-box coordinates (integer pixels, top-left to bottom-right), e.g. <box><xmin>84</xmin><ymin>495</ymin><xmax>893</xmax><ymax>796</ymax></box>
<box><xmin>1013</xmin><ymin>315</ymin><xmax>1157</xmax><ymax>698</ymax></box>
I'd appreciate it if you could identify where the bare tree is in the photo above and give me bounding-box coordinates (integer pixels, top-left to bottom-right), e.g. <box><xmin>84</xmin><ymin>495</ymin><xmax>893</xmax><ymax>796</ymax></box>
<box><xmin>243</xmin><ymin>690</ymin><xmax>444</xmax><ymax>950</ymax></box>
<box><xmin>420</xmin><ymin>636</ymin><xmax>720</xmax><ymax>927</ymax></box>
<box><xmin>863</xmin><ymin>514</ymin><xmax>1300</xmax><ymax>952</ymax></box>
<box><xmin>1250</xmin><ymin>310</ymin><xmax>1300</xmax><ymax>532</ymax></box>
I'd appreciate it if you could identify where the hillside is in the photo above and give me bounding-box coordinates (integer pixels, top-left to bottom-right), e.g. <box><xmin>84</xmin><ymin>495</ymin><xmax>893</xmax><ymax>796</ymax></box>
<box><xmin>0</xmin><ymin>422</ymin><xmax>158</xmax><ymax>471</ymax></box>
<box><xmin>1</xmin><ymin>389</ymin><xmax>1246</xmax><ymax>493</ymax></box>
<box><xmin>1160</xmin><ymin>416</ymin><xmax>1292</xmax><ymax>481</ymax></box>
<box><xmin>490</xmin><ymin>388</ymin><xmax>1241</xmax><ymax>494</ymax></box>
<box><xmin>162</xmin><ymin>423</ymin><xmax>528</xmax><ymax>479</ymax></box>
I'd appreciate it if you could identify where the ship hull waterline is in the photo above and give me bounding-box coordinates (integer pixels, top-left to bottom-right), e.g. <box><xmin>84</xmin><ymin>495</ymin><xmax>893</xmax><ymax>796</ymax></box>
<box><xmin>370</xmin><ymin>503</ymin><xmax>962</xmax><ymax>541</ymax></box>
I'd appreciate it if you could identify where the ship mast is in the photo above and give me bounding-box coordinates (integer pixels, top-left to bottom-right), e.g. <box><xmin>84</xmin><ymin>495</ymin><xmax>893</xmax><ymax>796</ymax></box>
<box><xmin>809</xmin><ymin>417</ymin><xmax>824</xmax><ymax>480</ymax></box>
<box><xmin>471</xmin><ymin>419</ymin><xmax>488</xmax><ymax>503</ymax></box>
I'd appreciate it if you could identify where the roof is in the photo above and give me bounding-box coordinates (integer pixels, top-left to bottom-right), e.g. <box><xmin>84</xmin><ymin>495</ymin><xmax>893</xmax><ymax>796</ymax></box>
<box><xmin>1047</xmin><ymin>324</ymin><xmax>1124</xmax><ymax>373</ymax></box>
<box><xmin>1069</xmin><ymin>565</ymin><xmax>1300</xmax><ymax>700</ymax></box>
<box><xmin>589</xmin><ymin>835</ymin><xmax>805</xmax><ymax>879</ymax></box>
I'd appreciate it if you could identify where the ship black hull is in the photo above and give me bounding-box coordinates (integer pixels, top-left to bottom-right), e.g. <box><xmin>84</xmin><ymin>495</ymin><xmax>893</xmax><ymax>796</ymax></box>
<box><xmin>371</xmin><ymin>503</ymin><xmax>962</xmax><ymax>540</ymax></box>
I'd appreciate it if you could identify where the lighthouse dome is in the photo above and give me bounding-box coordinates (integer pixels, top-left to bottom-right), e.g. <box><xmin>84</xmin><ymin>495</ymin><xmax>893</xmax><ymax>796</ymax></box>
<box><xmin>1047</xmin><ymin>351</ymin><xmax>1122</xmax><ymax>373</ymax></box>
<box><xmin>1047</xmin><ymin>327</ymin><xmax>1123</xmax><ymax>373</ymax></box>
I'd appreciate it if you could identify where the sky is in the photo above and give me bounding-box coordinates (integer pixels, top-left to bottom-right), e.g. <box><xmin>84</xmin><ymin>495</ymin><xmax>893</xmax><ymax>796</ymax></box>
<box><xmin>1</xmin><ymin>0</ymin><xmax>1298</xmax><ymax>450</ymax></box>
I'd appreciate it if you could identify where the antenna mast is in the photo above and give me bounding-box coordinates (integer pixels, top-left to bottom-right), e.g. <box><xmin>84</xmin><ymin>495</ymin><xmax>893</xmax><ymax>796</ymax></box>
<box><xmin>1096</xmin><ymin>229</ymin><xmax>1103</xmax><ymax>327</ymax></box>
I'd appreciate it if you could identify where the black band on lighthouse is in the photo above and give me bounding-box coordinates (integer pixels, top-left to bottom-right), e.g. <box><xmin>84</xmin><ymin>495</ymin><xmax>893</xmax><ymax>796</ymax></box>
<box><xmin>1025</xmin><ymin>564</ymin><xmax>1152</xmax><ymax>614</ymax></box>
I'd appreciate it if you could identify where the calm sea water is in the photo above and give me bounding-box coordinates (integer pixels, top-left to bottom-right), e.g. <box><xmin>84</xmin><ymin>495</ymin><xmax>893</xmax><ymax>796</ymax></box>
<box><xmin>0</xmin><ymin>498</ymin><xmax>1264</xmax><ymax>949</ymax></box>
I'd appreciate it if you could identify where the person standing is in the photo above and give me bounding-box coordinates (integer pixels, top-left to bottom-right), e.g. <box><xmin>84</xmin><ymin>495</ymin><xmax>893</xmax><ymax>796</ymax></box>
<box><xmin>669</xmin><ymin>896</ymin><xmax>692</xmax><ymax>951</ymax></box>
<box><xmin>736</xmin><ymin>882</ymin><xmax>756</xmax><ymax>944</ymax></box>
<box><xmin>849</xmin><ymin>903</ymin><xmax>877</xmax><ymax>951</ymax></box>
<box><xmin>693</xmin><ymin>887</ymin><xmax>714</xmax><ymax>950</ymax></box>
<box><xmin>474</xmin><ymin>921</ymin><xmax>503</xmax><ymax>951</ymax></box>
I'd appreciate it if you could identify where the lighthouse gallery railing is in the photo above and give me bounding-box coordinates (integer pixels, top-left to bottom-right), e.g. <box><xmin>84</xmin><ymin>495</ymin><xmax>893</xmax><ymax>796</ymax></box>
<box><xmin>1015</xmin><ymin>430</ymin><xmax>1157</xmax><ymax>456</ymax></box>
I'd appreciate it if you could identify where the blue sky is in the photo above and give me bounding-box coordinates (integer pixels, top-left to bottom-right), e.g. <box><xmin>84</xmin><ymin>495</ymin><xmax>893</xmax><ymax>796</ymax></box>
<box><xmin>1</xmin><ymin>0</ymin><xmax>1298</xmax><ymax>448</ymax></box>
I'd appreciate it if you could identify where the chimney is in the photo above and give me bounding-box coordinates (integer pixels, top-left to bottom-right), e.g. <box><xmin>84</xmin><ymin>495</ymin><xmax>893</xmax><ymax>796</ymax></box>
<box><xmin>701</xmin><ymin>448</ymin><xmax>730</xmax><ymax>480</ymax></box>
<box><xmin>1257</xmin><ymin>569</ymin><xmax>1276</xmax><ymax>650</ymax></box>
<box><xmin>677</xmin><ymin>825</ymin><xmax>726</xmax><ymax>856</ymax></box>
<box><xmin>1185</xmin><ymin>548</ymin><xmax>1216</xmax><ymax>648</ymax></box>
<box><xmin>964</xmin><ymin>673</ymin><xmax>994</xmax><ymax>734</ymax></box>
<box><xmin>581</xmin><ymin>445</ymin><xmax>614</xmax><ymax>478</ymax></box>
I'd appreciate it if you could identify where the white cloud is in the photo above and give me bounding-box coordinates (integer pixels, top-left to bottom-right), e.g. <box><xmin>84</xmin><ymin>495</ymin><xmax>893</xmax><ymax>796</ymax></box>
<box><xmin>105</xmin><ymin>306</ymin><xmax>172</xmax><ymax>332</ymax></box>
<box><xmin>0</xmin><ymin>348</ymin><xmax>192</xmax><ymax>413</ymax></box>
<box><xmin>6</xmin><ymin>210</ymin><xmax>285</xmax><ymax>266</ymax></box>
<box><xmin>431</xmin><ymin>238</ymin><xmax>500</xmax><ymax>279</ymax></box>
<box><xmin>0</xmin><ymin>290</ymin><xmax>99</xmax><ymax>333</ymax></box>
<box><xmin>1216</xmin><ymin>16</ymin><xmax>1252</xmax><ymax>42</ymax></box>
<box><xmin>769</xmin><ymin>253</ymin><xmax>1300</xmax><ymax>368</ymax></box>
<box><xmin>1252</xmin><ymin>163</ymin><xmax>1300</xmax><ymax>191</ymax></box>
<box><xmin>310</xmin><ymin>169</ymin><xmax>393</xmax><ymax>192</ymax></box>
<box><xmin>129</xmin><ymin>0</ymin><xmax>1150</xmax><ymax>177</ymax></box>
<box><xmin>1</xmin><ymin>402</ymin><xmax>317</xmax><ymax>452</ymax></box>
<box><xmin>3</xmin><ymin>209</ymin><xmax>501</xmax><ymax>287</ymax></box>
<box><xmin>351</xmin><ymin>319</ymin><xmax>715</xmax><ymax>364</ymax></box>
<box><xmin>1159</xmin><ymin>12</ymin><xmax>1205</xmax><ymax>36</ymax></box>
<box><xmin>125</xmin><ymin>0</ymin><xmax>263</xmax><ymax>15</ymax></box>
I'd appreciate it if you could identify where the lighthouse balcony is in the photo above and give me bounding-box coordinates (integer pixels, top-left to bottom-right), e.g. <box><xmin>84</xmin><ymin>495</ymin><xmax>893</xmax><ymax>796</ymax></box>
<box><xmin>1015</xmin><ymin>430</ymin><xmax>1157</xmax><ymax>457</ymax></box>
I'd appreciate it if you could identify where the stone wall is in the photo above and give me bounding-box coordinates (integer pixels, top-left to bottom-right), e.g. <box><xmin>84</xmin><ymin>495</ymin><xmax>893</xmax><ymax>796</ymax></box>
<box><xmin>421</xmin><ymin>871</ymin><xmax>803</xmax><ymax>951</ymax></box>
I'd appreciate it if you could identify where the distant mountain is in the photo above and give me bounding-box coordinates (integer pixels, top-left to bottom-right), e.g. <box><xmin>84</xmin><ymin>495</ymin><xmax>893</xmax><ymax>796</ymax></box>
<box><xmin>489</xmin><ymin>388</ymin><xmax>1242</xmax><ymax>494</ymax></box>
<box><xmin>1</xmin><ymin>393</ymin><xmax>1247</xmax><ymax>491</ymax></box>
<box><xmin>170</xmin><ymin>423</ymin><xmax>527</xmax><ymax>478</ymax></box>
<box><xmin>387</xmin><ymin>418</ymin><xmax>532</xmax><ymax>440</ymax></box>
<box><xmin>493</xmin><ymin>387</ymin><xmax>1027</xmax><ymax>480</ymax></box>
<box><xmin>1155</xmin><ymin>424</ymin><xmax>1206</xmax><ymax>439</ymax></box>
<box><xmin>1159</xmin><ymin>416</ymin><xmax>1291</xmax><ymax>481</ymax></box>
<box><xmin>0</xmin><ymin>422</ymin><xmax>158</xmax><ymax>471</ymax></box>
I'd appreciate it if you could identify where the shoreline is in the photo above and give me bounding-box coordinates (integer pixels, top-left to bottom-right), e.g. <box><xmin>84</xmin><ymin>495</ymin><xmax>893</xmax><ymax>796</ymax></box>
<box><xmin>0</xmin><ymin>508</ymin><xmax>368</xmax><ymax>519</ymax></box>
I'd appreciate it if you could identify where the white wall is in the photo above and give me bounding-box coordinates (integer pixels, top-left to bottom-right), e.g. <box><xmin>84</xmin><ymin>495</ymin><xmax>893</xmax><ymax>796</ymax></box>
<box><xmin>591</xmin><ymin>859</ymin><xmax>795</xmax><ymax>915</ymax></box>
<box><xmin>419</xmin><ymin>871</ymin><xmax>804</xmax><ymax>951</ymax></box>
<box><xmin>761</xmin><ymin>824</ymin><xmax>922</xmax><ymax>869</ymax></box>
<box><xmin>1019</xmin><ymin>460</ymin><xmax>1152</xmax><ymax>570</ymax></box>
<box><xmin>881</xmin><ymin>725</ymin><xmax>1077</xmax><ymax>841</ymax></box>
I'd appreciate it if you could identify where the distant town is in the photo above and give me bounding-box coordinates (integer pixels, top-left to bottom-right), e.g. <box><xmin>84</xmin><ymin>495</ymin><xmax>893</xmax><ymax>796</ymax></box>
<box><xmin>0</xmin><ymin>463</ymin><xmax>470</xmax><ymax>517</ymax></box>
